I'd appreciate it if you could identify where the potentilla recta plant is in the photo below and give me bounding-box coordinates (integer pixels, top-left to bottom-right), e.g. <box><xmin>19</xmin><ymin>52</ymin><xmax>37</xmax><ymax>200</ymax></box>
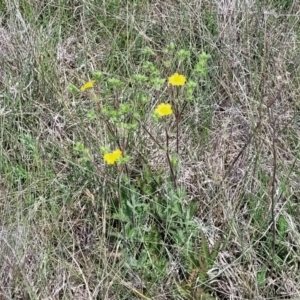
<box><xmin>69</xmin><ymin>45</ymin><xmax>216</xmax><ymax>295</ymax></box>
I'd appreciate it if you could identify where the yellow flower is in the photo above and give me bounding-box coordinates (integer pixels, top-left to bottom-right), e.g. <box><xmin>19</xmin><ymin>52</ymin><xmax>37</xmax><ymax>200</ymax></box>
<box><xmin>154</xmin><ymin>103</ymin><xmax>173</xmax><ymax>117</ymax></box>
<box><xmin>168</xmin><ymin>73</ymin><xmax>186</xmax><ymax>86</ymax></box>
<box><xmin>80</xmin><ymin>80</ymin><xmax>96</xmax><ymax>92</ymax></box>
<box><xmin>103</xmin><ymin>149</ymin><xmax>122</xmax><ymax>165</ymax></box>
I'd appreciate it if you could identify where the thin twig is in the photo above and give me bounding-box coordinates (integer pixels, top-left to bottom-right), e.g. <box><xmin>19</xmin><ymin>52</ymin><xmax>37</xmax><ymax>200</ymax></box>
<box><xmin>269</xmin><ymin>108</ymin><xmax>277</xmax><ymax>275</ymax></box>
<box><xmin>165</xmin><ymin>127</ymin><xmax>177</xmax><ymax>189</ymax></box>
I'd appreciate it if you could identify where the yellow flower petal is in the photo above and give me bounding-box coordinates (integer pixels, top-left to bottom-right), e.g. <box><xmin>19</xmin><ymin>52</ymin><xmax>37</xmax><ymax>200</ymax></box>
<box><xmin>154</xmin><ymin>103</ymin><xmax>173</xmax><ymax>117</ymax></box>
<box><xmin>103</xmin><ymin>149</ymin><xmax>122</xmax><ymax>165</ymax></box>
<box><xmin>113</xmin><ymin>149</ymin><xmax>122</xmax><ymax>160</ymax></box>
<box><xmin>168</xmin><ymin>73</ymin><xmax>186</xmax><ymax>86</ymax></box>
<box><xmin>80</xmin><ymin>80</ymin><xmax>96</xmax><ymax>92</ymax></box>
<box><xmin>103</xmin><ymin>153</ymin><xmax>115</xmax><ymax>165</ymax></box>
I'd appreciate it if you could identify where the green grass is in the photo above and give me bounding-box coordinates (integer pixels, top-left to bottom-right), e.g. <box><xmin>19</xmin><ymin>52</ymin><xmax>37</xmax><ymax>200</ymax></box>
<box><xmin>1</xmin><ymin>0</ymin><xmax>300</xmax><ymax>299</ymax></box>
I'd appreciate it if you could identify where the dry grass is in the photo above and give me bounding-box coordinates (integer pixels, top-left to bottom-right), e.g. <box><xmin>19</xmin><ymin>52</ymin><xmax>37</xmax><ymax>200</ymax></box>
<box><xmin>1</xmin><ymin>0</ymin><xmax>300</xmax><ymax>299</ymax></box>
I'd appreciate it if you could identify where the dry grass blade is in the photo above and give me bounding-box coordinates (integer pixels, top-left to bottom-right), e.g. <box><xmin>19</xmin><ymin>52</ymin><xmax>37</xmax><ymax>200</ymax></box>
<box><xmin>1</xmin><ymin>0</ymin><xmax>300</xmax><ymax>299</ymax></box>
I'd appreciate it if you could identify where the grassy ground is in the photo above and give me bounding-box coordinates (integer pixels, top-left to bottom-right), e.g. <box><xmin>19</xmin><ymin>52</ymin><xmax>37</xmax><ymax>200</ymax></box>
<box><xmin>1</xmin><ymin>0</ymin><xmax>300</xmax><ymax>299</ymax></box>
